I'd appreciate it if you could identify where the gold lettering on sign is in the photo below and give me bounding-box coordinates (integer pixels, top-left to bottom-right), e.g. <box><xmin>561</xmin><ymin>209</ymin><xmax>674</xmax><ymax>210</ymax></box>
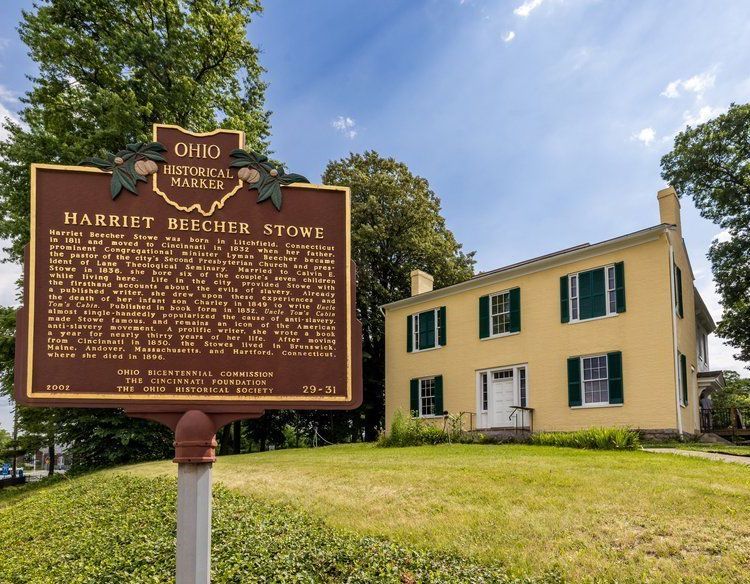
<box><xmin>64</xmin><ymin>212</ymin><xmax>155</xmax><ymax>229</ymax></box>
<box><xmin>174</xmin><ymin>142</ymin><xmax>221</xmax><ymax>159</ymax></box>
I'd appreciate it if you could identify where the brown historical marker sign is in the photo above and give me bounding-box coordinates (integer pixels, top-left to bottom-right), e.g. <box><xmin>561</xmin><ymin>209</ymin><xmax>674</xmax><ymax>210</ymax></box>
<box><xmin>15</xmin><ymin>124</ymin><xmax>362</xmax><ymax>413</ymax></box>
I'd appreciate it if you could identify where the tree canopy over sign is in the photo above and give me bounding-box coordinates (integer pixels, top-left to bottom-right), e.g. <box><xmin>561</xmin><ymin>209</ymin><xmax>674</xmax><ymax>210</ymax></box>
<box><xmin>324</xmin><ymin>151</ymin><xmax>476</xmax><ymax>438</ymax></box>
<box><xmin>0</xmin><ymin>0</ymin><xmax>270</xmax><ymax>470</ymax></box>
<box><xmin>0</xmin><ymin>0</ymin><xmax>270</xmax><ymax>263</ymax></box>
<box><xmin>661</xmin><ymin>103</ymin><xmax>750</xmax><ymax>365</ymax></box>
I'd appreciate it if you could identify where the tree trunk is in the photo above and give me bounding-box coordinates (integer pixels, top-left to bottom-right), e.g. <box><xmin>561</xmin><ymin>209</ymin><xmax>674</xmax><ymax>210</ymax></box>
<box><xmin>218</xmin><ymin>425</ymin><xmax>232</xmax><ymax>456</ymax></box>
<box><xmin>232</xmin><ymin>420</ymin><xmax>242</xmax><ymax>454</ymax></box>
<box><xmin>47</xmin><ymin>443</ymin><xmax>55</xmax><ymax>476</ymax></box>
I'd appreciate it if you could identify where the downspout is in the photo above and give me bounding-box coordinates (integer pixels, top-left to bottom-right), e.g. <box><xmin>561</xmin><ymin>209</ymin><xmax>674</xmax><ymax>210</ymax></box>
<box><xmin>667</xmin><ymin>230</ymin><xmax>683</xmax><ymax>436</ymax></box>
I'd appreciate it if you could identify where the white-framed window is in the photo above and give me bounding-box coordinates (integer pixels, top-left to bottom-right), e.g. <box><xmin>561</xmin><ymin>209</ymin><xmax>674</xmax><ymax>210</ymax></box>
<box><xmin>570</xmin><ymin>274</ymin><xmax>579</xmax><ymax>320</ymax></box>
<box><xmin>492</xmin><ymin>370</ymin><xmax>514</xmax><ymax>381</ymax></box>
<box><xmin>419</xmin><ymin>377</ymin><xmax>436</xmax><ymax>417</ymax></box>
<box><xmin>697</xmin><ymin>333</ymin><xmax>708</xmax><ymax>367</ymax></box>
<box><xmin>480</xmin><ymin>372</ymin><xmax>488</xmax><ymax>412</ymax></box>
<box><xmin>519</xmin><ymin>366</ymin><xmax>527</xmax><ymax>407</ymax></box>
<box><xmin>490</xmin><ymin>291</ymin><xmax>511</xmax><ymax>336</ymax></box>
<box><xmin>607</xmin><ymin>266</ymin><xmax>616</xmax><ymax>314</ymax></box>
<box><xmin>568</xmin><ymin>265</ymin><xmax>618</xmax><ymax>322</ymax></box>
<box><xmin>581</xmin><ymin>355</ymin><xmax>609</xmax><ymax>405</ymax></box>
<box><xmin>412</xmin><ymin>308</ymin><xmax>441</xmax><ymax>351</ymax></box>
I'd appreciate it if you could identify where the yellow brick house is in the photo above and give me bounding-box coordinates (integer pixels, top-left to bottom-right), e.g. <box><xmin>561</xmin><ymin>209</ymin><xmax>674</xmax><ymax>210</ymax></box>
<box><xmin>382</xmin><ymin>188</ymin><xmax>723</xmax><ymax>437</ymax></box>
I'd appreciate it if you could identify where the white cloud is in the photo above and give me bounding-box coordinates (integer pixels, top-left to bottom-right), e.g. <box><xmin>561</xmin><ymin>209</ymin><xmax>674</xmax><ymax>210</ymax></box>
<box><xmin>514</xmin><ymin>0</ymin><xmax>544</xmax><ymax>18</ymax></box>
<box><xmin>713</xmin><ymin>229</ymin><xmax>732</xmax><ymax>244</ymax></box>
<box><xmin>0</xmin><ymin>85</ymin><xmax>17</xmax><ymax>103</ymax></box>
<box><xmin>682</xmin><ymin>105</ymin><xmax>725</xmax><ymax>128</ymax></box>
<box><xmin>661</xmin><ymin>70</ymin><xmax>716</xmax><ymax>99</ymax></box>
<box><xmin>332</xmin><ymin>116</ymin><xmax>357</xmax><ymax>139</ymax></box>
<box><xmin>502</xmin><ymin>31</ymin><xmax>516</xmax><ymax>43</ymax></box>
<box><xmin>632</xmin><ymin>127</ymin><xmax>655</xmax><ymax>146</ymax></box>
<box><xmin>0</xmin><ymin>101</ymin><xmax>19</xmax><ymax>142</ymax></box>
<box><xmin>661</xmin><ymin>80</ymin><xmax>681</xmax><ymax>99</ymax></box>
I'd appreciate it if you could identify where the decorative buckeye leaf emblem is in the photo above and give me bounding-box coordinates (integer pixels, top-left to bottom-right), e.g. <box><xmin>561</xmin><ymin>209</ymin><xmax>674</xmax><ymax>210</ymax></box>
<box><xmin>79</xmin><ymin>124</ymin><xmax>310</xmax><ymax>213</ymax></box>
<box><xmin>230</xmin><ymin>149</ymin><xmax>309</xmax><ymax>210</ymax></box>
<box><xmin>80</xmin><ymin>142</ymin><xmax>166</xmax><ymax>199</ymax></box>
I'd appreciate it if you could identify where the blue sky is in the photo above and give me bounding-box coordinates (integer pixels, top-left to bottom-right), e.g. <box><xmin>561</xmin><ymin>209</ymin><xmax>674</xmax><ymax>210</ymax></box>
<box><xmin>0</xmin><ymin>0</ymin><xmax>749</xmax><ymax>430</ymax></box>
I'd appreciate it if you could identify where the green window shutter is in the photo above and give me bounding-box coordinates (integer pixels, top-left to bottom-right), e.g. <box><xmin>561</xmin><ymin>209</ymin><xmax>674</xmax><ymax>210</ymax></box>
<box><xmin>591</xmin><ymin>267</ymin><xmax>606</xmax><ymax>317</ymax></box>
<box><xmin>435</xmin><ymin>375</ymin><xmax>444</xmax><ymax>415</ymax></box>
<box><xmin>560</xmin><ymin>276</ymin><xmax>569</xmax><ymax>323</ymax></box>
<box><xmin>579</xmin><ymin>268</ymin><xmax>606</xmax><ymax>319</ymax></box>
<box><xmin>680</xmin><ymin>353</ymin><xmax>688</xmax><ymax>405</ymax></box>
<box><xmin>407</xmin><ymin>315</ymin><xmax>413</xmax><ymax>353</ymax></box>
<box><xmin>675</xmin><ymin>265</ymin><xmax>684</xmax><ymax>318</ymax></box>
<box><xmin>438</xmin><ymin>306</ymin><xmax>447</xmax><ymax>346</ymax></box>
<box><xmin>479</xmin><ymin>295</ymin><xmax>490</xmax><ymax>338</ymax></box>
<box><xmin>567</xmin><ymin>357</ymin><xmax>582</xmax><ymax>407</ymax></box>
<box><xmin>607</xmin><ymin>351</ymin><xmax>623</xmax><ymax>404</ymax></box>
<box><xmin>410</xmin><ymin>379</ymin><xmax>419</xmax><ymax>416</ymax></box>
<box><xmin>615</xmin><ymin>262</ymin><xmax>626</xmax><ymax>313</ymax></box>
<box><xmin>419</xmin><ymin>310</ymin><xmax>436</xmax><ymax>350</ymax></box>
<box><xmin>578</xmin><ymin>270</ymin><xmax>593</xmax><ymax>320</ymax></box>
<box><xmin>509</xmin><ymin>288</ymin><xmax>521</xmax><ymax>333</ymax></box>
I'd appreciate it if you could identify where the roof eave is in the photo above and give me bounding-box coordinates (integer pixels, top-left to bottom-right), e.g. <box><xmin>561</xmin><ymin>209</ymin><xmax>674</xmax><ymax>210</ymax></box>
<box><xmin>381</xmin><ymin>223</ymin><xmax>671</xmax><ymax>312</ymax></box>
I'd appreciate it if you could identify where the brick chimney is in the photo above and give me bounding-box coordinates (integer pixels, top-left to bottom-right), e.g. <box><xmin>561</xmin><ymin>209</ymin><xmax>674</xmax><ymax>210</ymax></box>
<box><xmin>410</xmin><ymin>270</ymin><xmax>434</xmax><ymax>296</ymax></box>
<box><xmin>657</xmin><ymin>186</ymin><xmax>681</xmax><ymax>233</ymax></box>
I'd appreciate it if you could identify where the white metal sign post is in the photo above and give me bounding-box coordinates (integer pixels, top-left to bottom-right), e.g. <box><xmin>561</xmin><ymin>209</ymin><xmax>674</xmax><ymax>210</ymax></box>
<box><xmin>177</xmin><ymin>462</ymin><xmax>213</xmax><ymax>584</ymax></box>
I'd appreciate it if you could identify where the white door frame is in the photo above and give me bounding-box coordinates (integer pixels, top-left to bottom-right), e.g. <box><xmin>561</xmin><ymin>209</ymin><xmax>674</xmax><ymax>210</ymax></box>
<box><xmin>476</xmin><ymin>364</ymin><xmax>528</xmax><ymax>429</ymax></box>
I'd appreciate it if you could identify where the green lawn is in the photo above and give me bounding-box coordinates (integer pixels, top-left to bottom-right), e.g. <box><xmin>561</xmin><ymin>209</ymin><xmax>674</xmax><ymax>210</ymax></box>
<box><xmin>123</xmin><ymin>443</ymin><xmax>750</xmax><ymax>583</ymax></box>
<box><xmin>1</xmin><ymin>473</ymin><xmax>520</xmax><ymax>583</ymax></box>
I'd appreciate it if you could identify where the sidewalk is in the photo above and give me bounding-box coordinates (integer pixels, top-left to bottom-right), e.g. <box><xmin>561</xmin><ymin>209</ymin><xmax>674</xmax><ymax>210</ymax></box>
<box><xmin>643</xmin><ymin>448</ymin><xmax>750</xmax><ymax>466</ymax></box>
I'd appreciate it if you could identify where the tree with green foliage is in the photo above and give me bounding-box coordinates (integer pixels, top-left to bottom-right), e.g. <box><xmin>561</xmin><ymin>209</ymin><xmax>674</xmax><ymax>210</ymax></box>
<box><xmin>0</xmin><ymin>428</ymin><xmax>10</xmax><ymax>455</ymax></box>
<box><xmin>323</xmin><ymin>152</ymin><xmax>475</xmax><ymax>439</ymax></box>
<box><xmin>661</xmin><ymin>103</ymin><xmax>750</xmax><ymax>366</ymax></box>
<box><xmin>0</xmin><ymin>0</ymin><xmax>271</xmax><ymax>470</ymax></box>
<box><xmin>712</xmin><ymin>371</ymin><xmax>750</xmax><ymax>410</ymax></box>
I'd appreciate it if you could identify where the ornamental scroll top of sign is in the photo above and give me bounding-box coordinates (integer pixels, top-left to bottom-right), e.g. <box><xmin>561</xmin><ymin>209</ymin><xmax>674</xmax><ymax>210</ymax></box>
<box><xmin>15</xmin><ymin>124</ymin><xmax>362</xmax><ymax>413</ymax></box>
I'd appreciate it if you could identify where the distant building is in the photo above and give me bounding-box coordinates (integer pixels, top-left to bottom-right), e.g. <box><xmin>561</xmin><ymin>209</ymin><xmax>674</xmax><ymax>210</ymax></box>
<box><xmin>26</xmin><ymin>445</ymin><xmax>70</xmax><ymax>471</ymax></box>
<box><xmin>382</xmin><ymin>187</ymin><xmax>724</xmax><ymax>437</ymax></box>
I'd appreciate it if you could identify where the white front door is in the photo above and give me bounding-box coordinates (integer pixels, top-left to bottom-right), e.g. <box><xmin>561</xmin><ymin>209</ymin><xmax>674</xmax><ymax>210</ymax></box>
<box><xmin>491</xmin><ymin>370</ymin><xmax>515</xmax><ymax>427</ymax></box>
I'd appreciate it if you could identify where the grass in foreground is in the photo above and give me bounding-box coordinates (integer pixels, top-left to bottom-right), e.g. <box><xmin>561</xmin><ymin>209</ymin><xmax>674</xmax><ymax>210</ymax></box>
<box><xmin>125</xmin><ymin>443</ymin><xmax>750</xmax><ymax>583</ymax></box>
<box><xmin>0</xmin><ymin>473</ymin><xmax>550</xmax><ymax>584</ymax></box>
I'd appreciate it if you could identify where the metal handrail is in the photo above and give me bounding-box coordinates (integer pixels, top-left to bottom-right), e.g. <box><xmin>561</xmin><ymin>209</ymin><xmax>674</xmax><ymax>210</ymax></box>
<box><xmin>700</xmin><ymin>406</ymin><xmax>749</xmax><ymax>439</ymax></box>
<box><xmin>508</xmin><ymin>406</ymin><xmax>534</xmax><ymax>433</ymax></box>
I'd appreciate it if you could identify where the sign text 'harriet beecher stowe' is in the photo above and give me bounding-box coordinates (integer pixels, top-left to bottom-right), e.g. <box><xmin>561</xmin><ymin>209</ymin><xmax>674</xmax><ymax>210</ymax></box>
<box><xmin>15</xmin><ymin>124</ymin><xmax>362</xmax><ymax>412</ymax></box>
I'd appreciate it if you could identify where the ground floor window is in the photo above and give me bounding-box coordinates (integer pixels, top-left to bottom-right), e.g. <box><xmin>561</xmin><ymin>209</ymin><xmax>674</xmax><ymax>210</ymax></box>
<box><xmin>568</xmin><ymin>351</ymin><xmax>622</xmax><ymax>407</ymax></box>
<box><xmin>420</xmin><ymin>377</ymin><xmax>436</xmax><ymax>417</ymax></box>
<box><xmin>480</xmin><ymin>373</ymin><xmax>488</xmax><ymax>412</ymax></box>
<box><xmin>582</xmin><ymin>355</ymin><xmax>609</xmax><ymax>405</ymax></box>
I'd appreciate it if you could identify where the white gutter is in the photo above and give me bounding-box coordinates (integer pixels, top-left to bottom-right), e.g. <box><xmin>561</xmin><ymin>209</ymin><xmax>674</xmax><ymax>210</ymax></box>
<box><xmin>667</xmin><ymin>230</ymin><xmax>683</xmax><ymax>435</ymax></box>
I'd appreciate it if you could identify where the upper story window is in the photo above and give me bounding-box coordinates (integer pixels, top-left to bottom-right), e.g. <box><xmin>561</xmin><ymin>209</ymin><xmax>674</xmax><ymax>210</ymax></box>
<box><xmin>479</xmin><ymin>288</ymin><xmax>521</xmax><ymax>339</ymax></box>
<box><xmin>491</xmin><ymin>292</ymin><xmax>510</xmax><ymax>335</ymax></box>
<box><xmin>697</xmin><ymin>332</ymin><xmax>708</xmax><ymax>367</ymax></box>
<box><xmin>674</xmin><ymin>265</ymin><xmax>684</xmax><ymax>318</ymax></box>
<box><xmin>561</xmin><ymin>262</ymin><xmax>625</xmax><ymax>323</ymax></box>
<box><xmin>406</xmin><ymin>307</ymin><xmax>446</xmax><ymax>352</ymax></box>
